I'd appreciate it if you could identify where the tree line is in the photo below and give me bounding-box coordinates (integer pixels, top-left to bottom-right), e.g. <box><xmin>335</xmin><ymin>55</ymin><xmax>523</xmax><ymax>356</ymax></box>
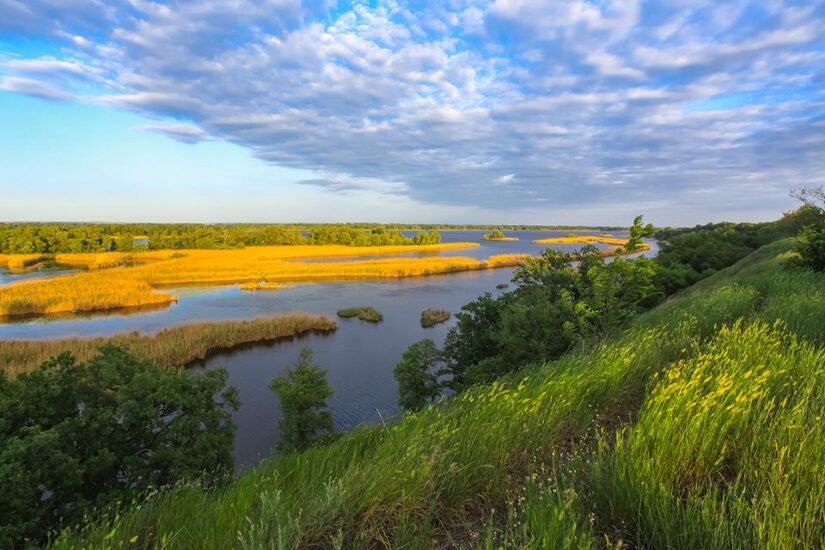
<box><xmin>0</xmin><ymin>223</ymin><xmax>442</xmax><ymax>253</ymax></box>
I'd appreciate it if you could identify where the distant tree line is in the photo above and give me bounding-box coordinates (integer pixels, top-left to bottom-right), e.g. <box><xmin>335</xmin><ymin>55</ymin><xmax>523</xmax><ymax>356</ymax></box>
<box><xmin>0</xmin><ymin>223</ymin><xmax>442</xmax><ymax>253</ymax></box>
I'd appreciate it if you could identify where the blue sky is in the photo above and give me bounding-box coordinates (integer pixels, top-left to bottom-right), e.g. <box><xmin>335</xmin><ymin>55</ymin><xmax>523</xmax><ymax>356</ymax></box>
<box><xmin>1</xmin><ymin>0</ymin><xmax>824</xmax><ymax>225</ymax></box>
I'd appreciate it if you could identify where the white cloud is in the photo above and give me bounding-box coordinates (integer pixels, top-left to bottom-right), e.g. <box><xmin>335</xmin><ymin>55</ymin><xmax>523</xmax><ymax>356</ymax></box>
<box><xmin>0</xmin><ymin>0</ymin><xmax>823</xmax><ymax>222</ymax></box>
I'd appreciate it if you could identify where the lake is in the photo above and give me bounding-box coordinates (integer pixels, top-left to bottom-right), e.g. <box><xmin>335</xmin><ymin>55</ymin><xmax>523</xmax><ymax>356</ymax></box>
<box><xmin>0</xmin><ymin>230</ymin><xmax>657</xmax><ymax>469</ymax></box>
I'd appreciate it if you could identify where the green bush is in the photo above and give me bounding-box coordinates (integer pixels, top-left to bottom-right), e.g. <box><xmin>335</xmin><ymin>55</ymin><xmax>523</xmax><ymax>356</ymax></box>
<box><xmin>794</xmin><ymin>222</ymin><xmax>825</xmax><ymax>272</ymax></box>
<box><xmin>0</xmin><ymin>346</ymin><xmax>237</xmax><ymax>549</ymax></box>
<box><xmin>269</xmin><ymin>348</ymin><xmax>333</xmax><ymax>452</ymax></box>
<box><xmin>393</xmin><ymin>339</ymin><xmax>443</xmax><ymax>411</ymax></box>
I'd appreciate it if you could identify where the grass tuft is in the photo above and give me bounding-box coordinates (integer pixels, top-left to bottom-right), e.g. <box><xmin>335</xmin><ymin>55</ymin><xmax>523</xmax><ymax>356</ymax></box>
<box><xmin>337</xmin><ymin>307</ymin><xmax>384</xmax><ymax>323</ymax></box>
<box><xmin>420</xmin><ymin>308</ymin><xmax>451</xmax><ymax>328</ymax></box>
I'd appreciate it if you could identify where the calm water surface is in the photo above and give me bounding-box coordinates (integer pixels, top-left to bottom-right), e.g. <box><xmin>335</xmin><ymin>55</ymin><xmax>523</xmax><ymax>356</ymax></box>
<box><xmin>0</xmin><ymin>230</ymin><xmax>657</xmax><ymax>469</ymax></box>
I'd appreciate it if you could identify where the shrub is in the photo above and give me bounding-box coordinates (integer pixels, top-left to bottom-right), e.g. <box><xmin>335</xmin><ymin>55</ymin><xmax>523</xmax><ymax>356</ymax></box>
<box><xmin>794</xmin><ymin>222</ymin><xmax>825</xmax><ymax>272</ymax></box>
<box><xmin>269</xmin><ymin>348</ymin><xmax>333</xmax><ymax>452</ymax></box>
<box><xmin>393</xmin><ymin>339</ymin><xmax>444</xmax><ymax>411</ymax></box>
<box><xmin>0</xmin><ymin>346</ymin><xmax>238</xmax><ymax>549</ymax></box>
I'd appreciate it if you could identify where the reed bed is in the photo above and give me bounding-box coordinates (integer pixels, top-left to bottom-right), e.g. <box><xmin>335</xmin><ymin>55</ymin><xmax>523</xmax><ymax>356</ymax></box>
<box><xmin>0</xmin><ymin>254</ymin><xmax>49</xmax><ymax>271</ymax></box>
<box><xmin>0</xmin><ymin>245</ymin><xmax>525</xmax><ymax>317</ymax></box>
<box><xmin>337</xmin><ymin>307</ymin><xmax>384</xmax><ymax>323</ymax></box>
<box><xmin>239</xmin><ymin>281</ymin><xmax>292</xmax><ymax>292</ymax></box>
<box><xmin>420</xmin><ymin>308</ymin><xmax>451</xmax><ymax>327</ymax></box>
<box><xmin>534</xmin><ymin>235</ymin><xmax>631</xmax><ymax>246</ymax></box>
<box><xmin>0</xmin><ymin>271</ymin><xmax>176</xmax><ymax>317</ymax></box>
<box><xmin>0</xmin><ymin>313</ymin><xmax>336</xmax><ymax>377</ymax></box>
<box><xmin>534</xmin><ymin>235</ymin><xmax>652</xmax><ymax>253</ymax></box>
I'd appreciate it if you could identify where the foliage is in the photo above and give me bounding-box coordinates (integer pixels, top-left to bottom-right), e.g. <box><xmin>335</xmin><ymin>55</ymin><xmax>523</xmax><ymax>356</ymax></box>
<box><xmin>482</xmin><ymin>230</ymin><xmax>518</xmax><ymax>241</ymax></box>
<box><xmin>337</xmin><ymin>307</ymin><xmax>384</xmax><ymax>323</ymax></box>
<box><xmin>443</xmin><ymin>232</ymin><xmax>661</xmax><ymax>390</ymax></box>
<box><xmin>420</xmin><ymin>308</ymin><xmax>451</xmax><ymax>328</ymax></box>
<box><xmin>0</xmin><ymin>223</ymin><xmax>448</xmax><ymax>253</ymax></box>
<box><xmin>794</xmin><ymin>222</ymin><xmax>825</xmax><ymax>272</ymax></box>
<box><xmin>442</xmin><ymin>292</ymin><xmax>509</xmax><ymax>390</ymax></box>
<box><xmin>622</xmin><ymin>214</ymin><xmax>655</xmax><ymax>253</ymax></box>
<box><xmin>788</xmin><ymin>186</ymin><xmax>825</xmax><ymax>272</ymax></box>
<box><xmin>393</xmin><ymin>339</ymin><xmax>444</xmax><ymax>411</ymax></box>
<box><xmin>482</xmin><ymin>230</ymin><xmax>506</xmax><ymax>240</ymax></box>
<box><xmin>269</xmin><ymin>348</ymin><xmax>334</xmax><ymax>452</ymax></box>
<box><xmin>653</xmin><ymin>205</ymin><xmax>824</xmax><ymax>296</ymax></box>
<box><xmin>0</xmin><ymin>346</ymin><xmax>238</xmax><ymax>549</ymax></box>
<box><xmin>306</xmin><ymin>226</ymin><xmax>441</xmax><ymax>247</ymax></box>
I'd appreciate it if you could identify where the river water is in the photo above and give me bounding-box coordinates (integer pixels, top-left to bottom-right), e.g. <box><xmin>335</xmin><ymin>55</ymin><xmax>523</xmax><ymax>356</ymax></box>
<box><xmin>0</xmin><ymin>230</ymin><xmax>656</xmax><ymax>469</ymax></box>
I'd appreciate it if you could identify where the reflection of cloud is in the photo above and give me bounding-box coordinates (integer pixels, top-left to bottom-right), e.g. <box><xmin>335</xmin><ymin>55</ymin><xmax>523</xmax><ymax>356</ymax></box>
<box><xmin>1</xmin><ymin>0</ymin><xmax>823</xmax><ymax>221</ymax></box>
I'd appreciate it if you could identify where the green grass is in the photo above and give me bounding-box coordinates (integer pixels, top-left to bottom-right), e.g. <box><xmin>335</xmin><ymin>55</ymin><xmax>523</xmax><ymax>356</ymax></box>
<box><xmin>53</xmin><ymin>238</ymin><xmax>825</xmax><ymax>549</ymax></box>
<box><xmin>336</xmin><ymin>307</ymin><xmax>384</xmax><ymax>323</ymax></box>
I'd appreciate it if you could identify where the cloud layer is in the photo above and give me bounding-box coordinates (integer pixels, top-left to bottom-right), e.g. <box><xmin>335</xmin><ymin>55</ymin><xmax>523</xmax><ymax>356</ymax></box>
<box><xmin>2</xmin><ymin>0</ymin><xmax>824</xmax><ymax>222</ymax></box>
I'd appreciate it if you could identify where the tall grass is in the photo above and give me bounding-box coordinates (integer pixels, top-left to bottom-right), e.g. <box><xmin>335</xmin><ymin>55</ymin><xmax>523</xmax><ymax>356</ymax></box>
<box><xmin>0</xmin><ymin>253</ymin><xmax>50</xmax><ymax>270</ymax></box>
<box><xmin>0</xmin><ymin>270</ymin><xmax>176</xmax><ymax>317</ymax></box>
<box><xmin>589</xmin><ymin>320</ymin><xmax>825</xmax><ymax>548</ymax></box>
<box><xmin>0</xmin><ymin>313</ymin><xmax>336</xmax><ymax>377</ymax></box>
<box><xmin>52</xmin><ymin>239</ymin><xmax>825</xmax><ymax>549</ymax></box>
<box><xmin>0</xmin><ymin>244</ymin><xmax>524</xmax><ymax>317</ymax></box>
<box><xmin>533</xmin><ymin>235</ymin><xmax>632</xmax><ymax>247</ymax></box>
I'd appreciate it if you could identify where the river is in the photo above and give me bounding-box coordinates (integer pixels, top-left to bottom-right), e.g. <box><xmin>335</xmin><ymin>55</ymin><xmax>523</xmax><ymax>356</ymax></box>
<box><xmin>0</xmin><ymin>230</ymin><xmax>657</xmax><ymax>469</ymax></box>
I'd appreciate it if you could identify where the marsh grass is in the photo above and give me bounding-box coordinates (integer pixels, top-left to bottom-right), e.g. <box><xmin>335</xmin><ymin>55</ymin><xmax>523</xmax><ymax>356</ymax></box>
<box><xmin>337</xmin><ymin>307</ymin><xmax>383</xmax><ymax>323</ymax></box>
<box><xmin>0</xmin><ymin>245</ymin><xmax>526</xmax><ymax>317</ymax></box>
<box><xmin>239</xmin><ymin>281</ymin><xmax>292</xmax><ymax>291</ymax></box>
<box><xmin>534</xmin><ymin>235</ymin><xmax>652</xmax><ymax>255</ymax></box>
<box><xmin>53</xmin><ymin>239</ymin><xmax>825</xmax><ymax>549</ymax></box>
<box><xmin>0</xmin><ymin>313</ymin><xmax>336</xmax><ymax>377</ymax></box>
<box><xmin>420</xmin><ymin>308</ymin><xmax>451</xmax><ymax>327</ymax></box>
<box><xmin>0</xmin><ymin>254</ymin><xmax>50</xmax><ymax>271</ymax></box>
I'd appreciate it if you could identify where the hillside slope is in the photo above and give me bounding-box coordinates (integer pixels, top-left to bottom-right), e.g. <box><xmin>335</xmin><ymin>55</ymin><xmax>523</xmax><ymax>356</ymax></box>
<box><xmin>54</xmin><ymin>238</ymin><xmax>825</xmax><ymax>549</ymax></box>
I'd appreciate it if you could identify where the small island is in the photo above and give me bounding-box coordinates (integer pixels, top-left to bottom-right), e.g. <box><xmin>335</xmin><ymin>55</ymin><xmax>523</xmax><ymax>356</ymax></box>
<box><xmin>240</xmin><ymin>280</ymin><xmax>292</xmax><ymax>292</ymax></box>
<box><xmin>420</xmin><ymin>308</ymin><xmax>451</xmax><ymax>328</ymax></box>
<box><xmin>337</xmin><ymin>307</ymin><xmax>384</xmax><ymax>323</ymax></box>
<box><xmin>482</xmin><ymin>230</ymin><xmax>519</xmax><ymax>241</ymax></box>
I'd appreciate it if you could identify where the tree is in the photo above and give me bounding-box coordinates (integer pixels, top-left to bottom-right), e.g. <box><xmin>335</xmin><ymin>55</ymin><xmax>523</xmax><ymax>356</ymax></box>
<box><xmin>622</xmin><ymin>215</ymin><xmax>655</xmax><ymax>253</ymax></box>
<box><xmin>442</xmin><ymin>293</ymin><xmax>510</xmax><ymax>391</ymax></box>
<box><xmin>394</xmin><ymin>339</ymin><xmax>443</xmax><ymax>411</ymax></box>
<box><xmin>790</xmin><ymin>187</ymin><xmax>825</xmax><ymax>272</ymax></box>
<box><xmin>270</xmin><ymin>348</ymin><xmax>334</xmax><ymax>452</ymax></box>
<box><xmin>791</xmin><ymin>186</ymin><xmax>825</xmax><ymax>210</ymax></box>
<box><xmin>0</xmin><ymin>345</ymin><xmax>238</xmax><ymax>549</ymax></box>
<box><xmin>587</xmin><ymin>256</ymin><xmax>662</xmax><ymax>333</ymax></box>
<box><xmin>443</xmin><ymin>216</ymin><xmax>664</xmax><ymax>390</ymax></box>
<box><xmin>794</xmin><ymin>220</ymin><xmax>825</xmax><ymax>272</ymax></box>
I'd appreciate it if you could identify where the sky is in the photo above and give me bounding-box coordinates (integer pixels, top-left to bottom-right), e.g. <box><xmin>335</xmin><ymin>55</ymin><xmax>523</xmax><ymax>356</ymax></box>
<box><xmin>0</xmin><ymin>0</ymin><xmax>824</xmax><ymax>226</ymax></box>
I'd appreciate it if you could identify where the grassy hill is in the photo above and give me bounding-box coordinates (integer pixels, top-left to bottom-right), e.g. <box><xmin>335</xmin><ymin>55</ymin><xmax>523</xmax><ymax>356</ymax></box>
<box><xmin>54</xmin><ymin>238</ymin><xmax>825</xmax><ymax>549</ymax></box>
